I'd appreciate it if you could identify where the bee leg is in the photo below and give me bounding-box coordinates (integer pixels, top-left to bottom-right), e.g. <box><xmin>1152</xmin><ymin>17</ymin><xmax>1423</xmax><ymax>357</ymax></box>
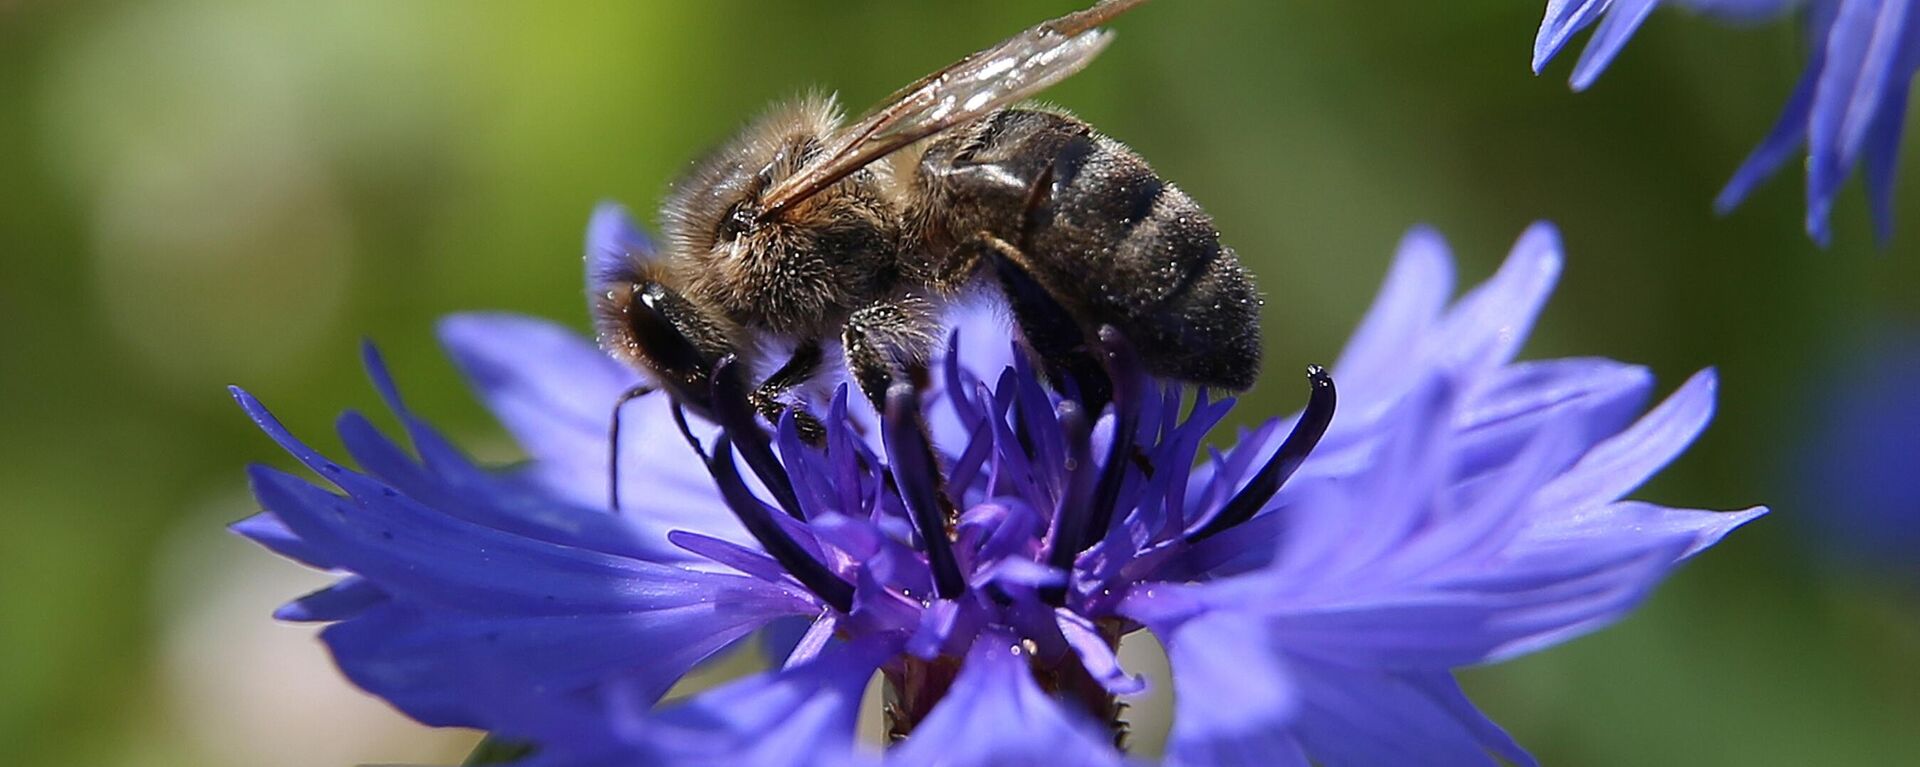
<box><xmin>844</xmin><ymin>298</ymin><xmax>967</xmax><ymax>584</ymax></box>
<box><xmin>748</xmin><ymin>340</ymin><xmax>828</xmax><ymax>445</ymax></box>
<box><xmin>971</xmin><ymin>233</ymin><xmax>1112</xmax><ymax>411</ymax></box>
<box><xmin>841</xmin><ymin>295</ymin><xmax>939</xmax><ymax>408</ymax></box>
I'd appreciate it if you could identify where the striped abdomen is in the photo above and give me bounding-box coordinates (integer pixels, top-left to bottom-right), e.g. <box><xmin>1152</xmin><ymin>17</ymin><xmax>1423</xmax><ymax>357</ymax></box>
<box><xmin>909</xmin><ymin>108</ymin><xmax>1262</xmax><ymax>390</ymax></box>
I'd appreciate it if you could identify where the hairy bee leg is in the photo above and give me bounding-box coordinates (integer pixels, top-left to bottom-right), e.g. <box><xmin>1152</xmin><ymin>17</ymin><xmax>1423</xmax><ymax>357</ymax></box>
<box><xmin>841</xmin><ymin>296</ymin><xmax>939</xmax><ymax>408</ymax></box>
<box><xmin>606</xmin><ymin>383</ymin><xmax>656</xmax><ymax>511</ymax></box>
<box><xmin>748</xmin><ymin>340</ymin><xmax>828</xmax><ymax>444</ymax></box>
<box><xmin>972</xmin><ymin>233</ymin><xmax>1112</xmax><ymax>411</ymax></box>
<box><xmin>843</xmin><ymin>296</ymin><xmax>960</xmax><ymax>535</ymax></box>
<box><xmin>669</xmin><ymin>400</ymin><xmax>708</xmax><ymax>463</ymax></box>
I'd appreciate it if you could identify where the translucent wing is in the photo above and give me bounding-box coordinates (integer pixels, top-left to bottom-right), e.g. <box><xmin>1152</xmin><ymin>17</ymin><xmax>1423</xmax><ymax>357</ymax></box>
<box><xmin>757</xmin><ymin>0</ymin><xmax>1149</xmax><ymax>220</ymax></box>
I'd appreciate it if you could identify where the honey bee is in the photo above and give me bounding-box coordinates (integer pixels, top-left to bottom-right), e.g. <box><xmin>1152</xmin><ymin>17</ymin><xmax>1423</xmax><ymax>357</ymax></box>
<box><xmin>592</xmin><ymin>0</ymin><xmax>1260</xmax><ymax>454</ymax></box>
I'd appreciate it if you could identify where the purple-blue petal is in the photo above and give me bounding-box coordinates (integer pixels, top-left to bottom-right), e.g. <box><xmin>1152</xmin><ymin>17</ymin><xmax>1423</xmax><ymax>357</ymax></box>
<box><xmin>1331</xmin><ymin>225</ymin><xmax>1455</xmax><ymax>425</ymax></box>
<box><xmin>1436</xmin><ymin>223</ymin><xmax>1562</xmax><ymax>376</ymax></box>
<box><xmin>1522</xmin><ymin>501</ymin><xmax>1769</xmax><ymax>561</ymax></box>
<box><xmin>1452</xmin><ymin>358</ymin><xmax>1653</xmax><ymax>479</ymax></box>
<box><xmin>333</xmin><ymin>408</ymin><xmax>689</xmax><ymax>564</ymax></box>
<box><xmin>532</xmin><ymin>638</ymin><xmax>888</xmax><ymax>767</ymax></box>
<box><xmin>1542</xmin><ymin>0</ymin><xmax>1913</xmax><ymax>244</ymax></box>
<box><xmin>248</xmin><ymin>462</ymin><xmax>800</xmax><ymax>615</ymax></box>
<box><xmin>1157</xmin><ymin>611</ymin><xmax>1308</xmax><ymax>767</ymax></box>
<box><xmin>584</xmin><ymin>201</ymin><xmax>656</xmax><ymax>294</ymax></box>
<box><xmin>273</xmin><ymin>575</ymin><xmax>386</xmax><ymax>622</ymax></box>
<box><xmin>1529</xmin><ymin>368</ymin><xmax>1718</xmax><ymax>513</ymax></box>
<box><xmin>321</xmin><ymin>591</ymin><xmax>807</xmax><ymax>731</ymax></box>
<box><xmin>1265</xmin><ymin>541</ymin><xmax>1681</xmax><ymax>667</ymax></box>
<box><xmin>1288</xmin><ymin>660</ymin><xmax>1534</xmax><ymax>767</ymax></box>
<box><xmin>1055</xmin><ymin>609</ymin><xmax>1146</xmax><ymax>696</ymax></box>
<box><xmin>1716</xmin><ymin>50</ymin><xmax>1822</xmax><ymax>214</ymax></box>
<box><xmin>1534</xmin><ymin>0</ymin><xmax>1617</xmax><ymax>74</ymax></box>
<box><xmin>883</xmin><ymin>634</ymin><xmax>1127</xmax><ymax>767</ymax></box>
<box><xmin>1859</xmin><ymin>4</ymin><xmax>1919</xmax><ymax>243</ymax></box>
<box><xmin>230</xmin><ymin>511</ymin><xmax>337</xmax><ymax>570</ymax></box>
<box><xmin>1570</xmin><ymin>0</ymin><xmax>1661</xmax><ymax>91</ymax></box>
<box><xmin>437</xmin><ymin>313</ymin><xmax>748</xmax><ymax>544</ymax></box>
<box><xmin>1804</xmin><ymin>0</ymin><xmax>1905</xmax><ymax>243</ymax></box>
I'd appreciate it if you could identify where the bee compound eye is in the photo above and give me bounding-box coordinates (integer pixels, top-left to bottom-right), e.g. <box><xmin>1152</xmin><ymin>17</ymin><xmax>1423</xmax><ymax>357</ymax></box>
<box><xmin>717</xmin><ymin>199</ymin><xmax>757</xmax><ymax>242</ymax></box>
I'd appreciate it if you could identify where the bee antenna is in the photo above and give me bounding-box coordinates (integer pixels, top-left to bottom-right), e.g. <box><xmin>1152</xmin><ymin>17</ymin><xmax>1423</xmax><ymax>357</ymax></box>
<box><xmin>607</xmin><ymin>384</ymin><xmax>657</xmax><ymax>512</ymax></box>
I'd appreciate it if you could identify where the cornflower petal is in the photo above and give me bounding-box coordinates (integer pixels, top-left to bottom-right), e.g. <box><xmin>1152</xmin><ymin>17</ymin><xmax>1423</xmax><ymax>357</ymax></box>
<box><xmin>1331</xmin><ymin>226</ymin><xmax>1455</xmax><ymax>409</ymax></box>
<box><xmin>1534</xmin><ymin>0</ymin><xmax>1616</xmax><ymax>73</ymax></box>
<box><xmin>439</xmin><ymin>313</ymin><xmax>744</xmax><ymax>542</ymax></box>
<box><xmin>1285</xmin><ymin>661</ymin><xmax>1535</xmax><ymax>767</ymax></box>
<box><xmin>1570</xmin><ymin>0</ymin><xmax>1661</xmax><ymax>91</ymax></box>
<box><xmin>882</xmin><ymin>635</ymin><xmax>1128</xmax><ymax>767</ymax></box>
<box><xmin>246</xmin><ymin>460</ymin><xmax>811</xmax><ymax>728</ymax></box>
<box><xmin>584</xmin><ymin>201</ymin><xmax>655</xmax><ymax>292</ymax></box>
<box><xmin>1158</xmin><ymin>611</ymin><xmax>1308</xmax><ymax>767</ymax></box>
<box><xmin>229</xmin><ymin>511</ymin><xmax>337</xmax><ymax>570</ymax></box>
<box><xmin>521</xmin><ymin>637</ymin><xmax>887</xmax><ymax>767</ymax></box>
<box><xmin>1538</xmin><ymin>0</ymin><xmax>1919</xmax><ymax>244</ymax></box>
<box><xmin>1529</xmin><ymin>368</ymin><xmax>1718</xmax><ymax>513</ymax></box>
<box><xmin>339</xmin><ymin>349</ymin><xmax>691</xmax><ymax>563</ymax></box>
<box><xmin>273</xmin><ymin>575</ymin><xmax>384</xmax><ymax>623</ymax></box>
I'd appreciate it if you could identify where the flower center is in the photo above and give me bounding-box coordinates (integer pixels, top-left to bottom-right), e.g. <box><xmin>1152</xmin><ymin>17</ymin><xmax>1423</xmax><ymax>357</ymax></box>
<box><xmin>654</xmin><ymin>326</ymin><xmax>1337</xmax><ymax>744</ymax></box>
<box><xmin>883</xmin><ymin>619</ymin><xmax>1131</xmax><ymax>747</ymax></box>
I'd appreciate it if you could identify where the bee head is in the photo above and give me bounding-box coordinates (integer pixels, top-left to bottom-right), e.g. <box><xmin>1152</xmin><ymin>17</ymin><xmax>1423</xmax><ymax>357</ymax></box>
<box><xmin>660</xmin><ymin>95</ymin><xmax>898</xmax><ymax>333</ymax></box>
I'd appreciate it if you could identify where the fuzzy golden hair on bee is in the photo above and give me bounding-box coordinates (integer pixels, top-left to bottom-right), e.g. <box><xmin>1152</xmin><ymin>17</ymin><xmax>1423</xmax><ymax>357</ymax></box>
<box><xmin>658</xmin><ymin>92</ymin><xmax>901</xmax><ymax>338</ymax></box>
<box><xmin>660</xmin><ymin>94</ymin><xmax>843</xmax><ymax>245</ymax></box>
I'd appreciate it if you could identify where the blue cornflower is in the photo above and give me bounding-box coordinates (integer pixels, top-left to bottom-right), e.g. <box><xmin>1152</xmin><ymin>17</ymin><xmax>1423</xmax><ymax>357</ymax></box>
<box><xmin>1535</xmin><ymin>0</ymin><xmax>1919</xmax><ymax>245</ymax></box>
<box><xmin>234</xmin><ymin>212</ymin><xmax>1763</xmax><ymax>766</ymax></box>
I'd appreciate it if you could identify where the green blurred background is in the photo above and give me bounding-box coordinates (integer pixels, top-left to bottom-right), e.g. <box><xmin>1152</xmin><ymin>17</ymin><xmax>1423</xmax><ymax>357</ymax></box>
<box><xmin>2</xmin><ymin>1</ymin><xmax>1916</xmax><ymax>765</ymax></box>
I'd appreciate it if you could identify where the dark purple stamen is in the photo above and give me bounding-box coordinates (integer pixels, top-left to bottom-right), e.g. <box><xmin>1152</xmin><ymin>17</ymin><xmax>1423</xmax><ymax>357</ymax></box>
<box><xmin>941</xmin><ymin>328</ymin><xmax>985</xmax><ymax>426</ymax></box>
<box><xmin>945</xmin><ymin>416</ymin><xmax>996</xmax><ymax>506</ymax></box>
<box><xmin>711</xmin><ymin>356</ymin><xmax>808</xmax><ymax>520</ymax></box>
<box><xmin>1075</xmin><ymin>326</ymin><xmax>1145</xmax><ymax>555</ymax></box>
<box><xmin>1042</xmin><ymin>399</ymin><xmax>1095</xmax><ymax>605</ymax></box>
<box><xmin>1186</xmin><ymin>365</ymin><xmax>1337</xmax><ymax>543</ymax></box>
<box><xmin>883</xmin><ymin>383</ymin><xmax>967</xmax><ymax>600</ymax></box>
<box><xmin>702</xmin><ymin>436</ymin><xmax>854</xmax><ymax>613</ymax></box>
<box><xmin>826</xmin><ymin>388</ymin><xmax>871</xmax><ymax>520</ymax></box>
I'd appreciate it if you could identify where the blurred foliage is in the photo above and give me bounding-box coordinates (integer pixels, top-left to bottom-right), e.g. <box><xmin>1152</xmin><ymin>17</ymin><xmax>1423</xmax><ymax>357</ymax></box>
<box><xmin>1</xmin><ymin>1</ymin><xmax>1916</xmax><ymax>765</ymax></box>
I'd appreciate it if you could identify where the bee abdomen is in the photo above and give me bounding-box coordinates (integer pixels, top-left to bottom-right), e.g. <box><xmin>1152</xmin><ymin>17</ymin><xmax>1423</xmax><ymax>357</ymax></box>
<box><xmin>923</xmin><ymin>108</ymin><xmax>1263</xmax><ymax>390</ymax></box>
<box><xmin>1090</xmin><ymin>172</ymin><xmax>1263</xmax><ymax>390</ymax></box>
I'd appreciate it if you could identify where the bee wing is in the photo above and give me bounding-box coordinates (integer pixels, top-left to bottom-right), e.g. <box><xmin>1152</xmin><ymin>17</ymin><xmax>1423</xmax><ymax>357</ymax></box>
<box><xmin>757</xmin><ymin>0</ymin><xmax>1148</xmax><ymax>219</ymax></box>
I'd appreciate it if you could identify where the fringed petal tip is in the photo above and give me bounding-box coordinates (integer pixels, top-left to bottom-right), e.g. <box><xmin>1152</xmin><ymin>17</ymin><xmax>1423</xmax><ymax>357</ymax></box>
<box><xmin>1675</xmin><ymin>504</ymin><xmax>1770</xmax><ymax>560</ymax></box>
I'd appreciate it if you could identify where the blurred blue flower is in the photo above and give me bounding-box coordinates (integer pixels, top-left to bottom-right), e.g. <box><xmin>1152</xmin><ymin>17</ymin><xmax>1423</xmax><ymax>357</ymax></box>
<box><xmin>1535</xmin><ymin>0</ymin><xmax>1918</xmax><ymax>245</ymax></box>
<box><xmin>1797</xmin><ymin>330</ymin><xmax>1920</xmax><ymax>572</ymax></box>
<box><xmin>233</xmin><ymin>213</ymin><xmax>1763</xmax><ymax>766</ymax></box>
